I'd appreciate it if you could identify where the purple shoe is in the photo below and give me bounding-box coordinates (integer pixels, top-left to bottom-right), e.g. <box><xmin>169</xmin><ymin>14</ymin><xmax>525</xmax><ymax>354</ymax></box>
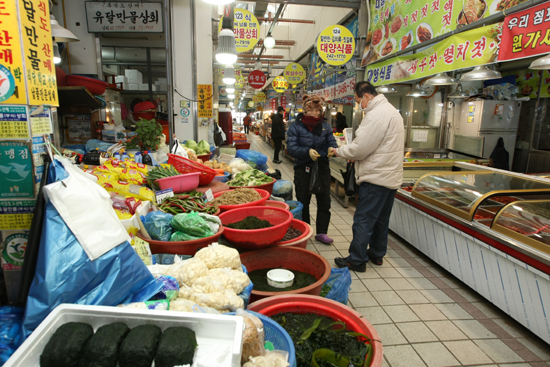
<box><xmin>315</xmin><ymin>234</ymin><xmax>333</xmax><ymax>245</ymax></box>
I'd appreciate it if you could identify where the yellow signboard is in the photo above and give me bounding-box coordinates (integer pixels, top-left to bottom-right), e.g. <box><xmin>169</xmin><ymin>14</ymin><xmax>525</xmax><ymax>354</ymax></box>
<box><xmin>248</xmin><ymin>101</ymin><xmax>254</xmax><ymax>108</ymax></box>
<box><xmin>272</xmin><ymin>76</ymin><xmax>288</xmax><ymax>93</ymax></box>
<box><xmin>317</xmin><ymin>25</ymin><xmax>355</xmax><ymax>66</ymax></box>
<box><xmin>0</xmin><ymin>0</ymin><xmax>26</xmax><ymax>104</ymax></box>
<box><xmin>219</xmin><ymin>8</ymin><xmax>260</xmax><ymax>53</ymax></box>
<box><xmin>198</xmin><ymin>84</ymin><xmax>213</xmax><ymax>118</ymax></box>
<box><xmin>284</xmin><ymin>63</ymin><xmax>305</xmax><ymax>85</ymax></box>
<box><xmin>235</xmin><ymin>75</ymin><xmax>245</xmax><ymax>89</ymax></box>
<box><xmin>256</xmin><ymin>92</ymin><xmax>266</xmax><ymax>102</ymax></box>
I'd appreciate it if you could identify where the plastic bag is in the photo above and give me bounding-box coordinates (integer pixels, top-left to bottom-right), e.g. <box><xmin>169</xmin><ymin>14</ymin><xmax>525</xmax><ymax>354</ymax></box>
<box><xmin>237</xmin><ymin>309</ymin><xmax>266</xmax><ymax>365</ymax></box>
<box><xmin>309</xmin><ymin>161</ymin><xmax>325</xmax><ymax>194</ymax></box>
<box><xmin>170</xmin><ymin>231</ymin><xmax>201</xmax><ymax>241</ymax></box>
<box><xmin>208</xmin><ymin>268</ymin><xmax>250</xmax><ymax>294</ymax></box>
<box><xmin>229</xmin><ymin>158</ymin><xmax>253</xmax><ymax>174</ymax></box>
<box><xmin>194</xmin><ymin>243</ymin><xmax>241</xmax><ymax>270</ymax></box>
<box><xmin>149</xmin><ymin>275</ymin><xmax>180</xmax><ymax>301</ymax></box>
<box><xmin>197</xmin><ymin>212</ymin><xmax>221</xmax><ymax>234</ymax></box>
<box><xmin>243</xmin><ymin>352</ymin><xmax>290</xmax><ymax>367</ymax></box>
<box><xmin>322</xmin><ymin>267</ymin><xmax>352</xmax><ymax>305</ymax></box>
<box><xmin>179</xmin><ymin>288</ymin><xmax>244</xmax><ymax>311</ymax></box>
<box><xmin>143</xmin><ymin>211</ymin><xmax>174</xmax><ymax>241</ymax></box>
<box><xmin>273</xmin><ymin>180</ymin><xmax>292</xmax><ymax>196</ymax></box>
<box><xmin>236</xmin><ymin>150</ymin><xmax>268</xmax><ymax>168</ymax></box>
<box><xmin>166</xmin><ymin>257</ymin><xmax>209</xmax><ymax>286</ymax></box>
<box><xmin>191</xmin><ymin>276</ymin><xmax>226</xmax><ymax>294</ymax></box>
<box><xmin>286</xmin><ymin>200</ymin><xmax>304</xmax><ymax>220</ymax></box>
<box><xmin>340</xmin><ymin>162</ymin><xmax>356</xmax><ymax>196</ymax></box>
<box><xmin>0</xmin><ymin>306</ymin><xmax>24</xmax><ymax>361</ymax></box>
<box><xmin>170</xmin><ymin>212</ymin><xmax>213</xmax><ymax>238</ymax></box>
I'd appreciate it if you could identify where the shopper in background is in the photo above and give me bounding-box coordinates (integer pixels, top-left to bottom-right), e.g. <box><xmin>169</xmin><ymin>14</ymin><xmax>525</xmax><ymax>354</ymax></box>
<box><xmin>287</xmin><ymin>95</ymin><xmax>338</xmax><ymax>245</ymax></box>
<box><xmin>335</xmin><ymin>112</ymin><xmax>348</xmax><ymax>133</ymax></box>
<box><xmin>243</xmin><ymin>111</ymin><xmax>251</xmax><ymax>134</ymax></box>
<box><xmin>271</xmin><ymin>106</ymin><xmax>286</xmax><ymax>164</ymax></box>
<box><xmin>330</xmin><ymin>81</ymin><xmax>404</xmax><ymax>272</ymax></box>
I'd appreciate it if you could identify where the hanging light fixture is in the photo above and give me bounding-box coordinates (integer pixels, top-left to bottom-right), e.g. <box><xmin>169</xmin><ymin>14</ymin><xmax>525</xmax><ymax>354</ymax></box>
<box><xmin>448</xmin><ymin>84</ymin><xmax>470</xmax><ymax>99</ymax></box>
<box><xmin>460</xmin><ymin>65</ymin><xmax>501</xmax><ymax>81</ymax></box>
<box><xmin>425</xmin><ymin>73</ymin><xmax>458</xmax><ymax>86</ymax></box>
<box><xmin>226</xmin><ymin>87</ymin><xmax>235</xmax><ymax>94</ymax></box>
<box><xmin>254</xmin><ymin>61</ymin><xmax>262</xmax><ymax>71</ymax></box>
<box><xmin>223</xmin><ymin>65</ymin><xmax>236</xmax><ymax>85</ymax></box>
<box><xmin>201</xmin><ymin>0</ymin><xmax>234</xmax><ymax>4</ymax></box>
<box><xmin>216</xmin><ymin>29</ymin><xmax>238</xmax><ymax>65</ymax></box>
<box><xmin>406</xmin><ymin>84</ymin><xmax>428</xmax><ymax>97</ymax></box>
<box><xmin>53</xmin><ymin>43</ymin><xmax>62</xmax><ymax>64</ymax></box>
<box><xmin>529</xmin><ymin>53</ymin><xmax>550</xmax><ymax>69</ymax></box>
<box><xmin>50</xmin><ymin>14</ymin><xmax>79</xmax><ymax>42</ymax></box>
<box><xmin>331</xmin><ymin>106</ymin><xmax>337</xmax><ymax>115</ymax></box>
<box><xmin>375</xmin><ymin>85</ymin><xmax>397</xmax><ymax>94</ymax></box>
<box><xmin>264</xmin><ymin>36</ymin><xmax>276</xmax><ymax>49</ymax></box>
<box><xmin>228</xmin><ymin>94</ymin><xmax>235</xmax><ymax>99</ymax></box>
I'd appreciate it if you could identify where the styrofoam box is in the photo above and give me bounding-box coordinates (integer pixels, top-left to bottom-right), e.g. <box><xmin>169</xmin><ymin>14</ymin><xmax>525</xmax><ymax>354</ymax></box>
<box><xmin>5</xmin><ymin>304</ymin><xmax>244</xmax><ymax>367</ymax></box>
<box><xmin>139</xmin><ymin>84</ymin><xmax>149</xmax><ymax>91</ymax></box>
<box><xmin>127</xmin><ymin>83</ymin><xmax>139</xmax><ymax>90</ymax></box>
<box><xmin>115</xmin><ymin>75</ymin><xmax>128</xmax><ymax>84</ymax></box>
<box><xmin>125</xmin><ymin>69</ymin><xmax>143</xmax><ymax>84</ymax></box>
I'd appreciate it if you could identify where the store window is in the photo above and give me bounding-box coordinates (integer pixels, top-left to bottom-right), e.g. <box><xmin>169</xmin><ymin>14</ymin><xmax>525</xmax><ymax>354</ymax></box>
<box><xmin>409</xmin><ymin>91</ymin><xmax>443</xmax><ymax>149</ymax></box>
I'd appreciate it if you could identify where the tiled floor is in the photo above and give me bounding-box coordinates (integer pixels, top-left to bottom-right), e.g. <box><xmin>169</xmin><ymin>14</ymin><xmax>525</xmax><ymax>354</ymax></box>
<box><xmin>247</xmin><ymin>132</ymin><xmax>550</xmax><ymax>367</ymax></box>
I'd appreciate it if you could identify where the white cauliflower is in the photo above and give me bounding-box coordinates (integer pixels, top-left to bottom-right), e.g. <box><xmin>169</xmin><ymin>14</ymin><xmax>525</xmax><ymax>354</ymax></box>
<box><xmin>178</xmin><ymin>288</ymin><xmax>244</xmax><ymax>311</ymax></box>
<box><xmin>166</xmin><ymin>257</ymin><xmax>209</xmax><ymax>286</ymax></box>
<box><xmin>191</xmin><ymin>276</ymin><xmax>226</xmax><ymax>294</ymax></box>
<box><xmin>194</xmin><ymin>243</ymin><xmax>242</xmax><ymax>270</ymax></box>
<box><xmin>209</xmin><ymin>267</ymin><xmax>250</xmax><ymax>294</ymax></box>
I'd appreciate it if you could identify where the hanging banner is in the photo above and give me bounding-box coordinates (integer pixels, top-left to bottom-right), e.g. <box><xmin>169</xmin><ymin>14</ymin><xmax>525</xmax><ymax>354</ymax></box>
<box><xmin>256</xmin><ymin>92</ymin><xmax>266</xmax><ymax>102</ymax></box>
<box><xmin>85</xmin><ymin>2</ymin><xmax>163</xmax><ymax>33</ymax></box>
<box><xmin>235</xmin><ymin>75</ymin><xmax>245</xmax><ymax>89</ymax></box>
<box><xmin>284</xmin><ymin>63</ymin><xmax>306</xmax><ymax>85</ymax></box>
<box><xmin>219</xmin><ymin>8</ymin><xmax>260</xmax><ymax>53</ymax></box>
<box><xmin>248</xmin><ymin>101</ymin><xmax>254</xmax><ymax>107</ymax></box>
<box><xmin>272</xmin><ymin>76</ymin><xmax>288</xmax><ymax>93</ymax></box>
<box><xmin>503</xmin><ymin>69</ymin><xmax>550</xmax><ymax>99</ymax></box>
<box><xmin>0</xmin><ymin>0</ymin><xmax>26</xmax><ymax>104</ymax></box>
<box><xmin>19</xmin><ymin>0</ymin><xmax>59</xmax><ymax>106</ymax></box>
<box><xmin>0</xmin><ymin>140</ymin><xmax>34</xmax><ymax>198</ymax></box>
<box><xmin>366</xmin><ymin>23</ymin><xmax>502</xmax><ymax>86</ymax></box>
<box><xmin>317</xmin><ymin>25</ymin><xmax>355</xmax><ymax>66</ymax></box>
<box><xmin>198</xmin><ymin>84</ymin><xmax>213</xmax><ymax>118</ymax></box>
<box><xmin>270</xmin><ymin>98</ymin><xmax>277</xmax><ymax>111</ymax></box>
<box><xmin>498</xmin><ymin>2</ymin><xmax>550</xmax><ymax>62</ymax></box>
<box><xmin>309</xmin><ymin>77</ymin><xmax>356</xmax><ymax>105</ymax></box>
<box><xmin>248</xmin><ymin>70</ymin><xmax>266</xmax><ymax>89</ymax></box>
<box><xmin>280</xmin><ymin>96</ymin><xmax>287</xmax><ymax>109</ymax></box>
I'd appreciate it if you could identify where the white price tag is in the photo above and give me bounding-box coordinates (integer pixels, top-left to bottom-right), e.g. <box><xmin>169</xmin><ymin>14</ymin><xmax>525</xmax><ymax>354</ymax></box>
<box><xmin>205</xmin><ymin>189</ymin><xmax>214</xmax><ymax>202</ymax></box>
<box><xmin>156</xmin><ymin>188</ymin><xmax>174</xmax><ymax>205</ymax></box>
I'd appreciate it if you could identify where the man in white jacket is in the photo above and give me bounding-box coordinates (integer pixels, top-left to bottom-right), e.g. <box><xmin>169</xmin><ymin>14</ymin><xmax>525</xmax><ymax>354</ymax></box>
<box><xmin>329</xmin><ymin>81</ymin><xmax>404</xmax><ymax>272</ymax></box>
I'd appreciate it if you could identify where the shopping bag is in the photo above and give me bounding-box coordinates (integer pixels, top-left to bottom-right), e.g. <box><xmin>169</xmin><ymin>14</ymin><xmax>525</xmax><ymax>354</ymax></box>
<box><xmin>340</xmin><ymin>162</ymin><xmax>356</xmax><ymax>196</ymax></box>
<box><xmin>214</xmin><ymin>124</ymin><xmax>225</xmax><ymax>146</ymax></box>
<box><xmin>323</xmin><ymin>267</ymin><xmax>352</xmax><ymax>305</ymax></box>
<box><xmin>309</xmin><ymin>161</ymin><xmax>325</xmax><ymax>194</ymax></box>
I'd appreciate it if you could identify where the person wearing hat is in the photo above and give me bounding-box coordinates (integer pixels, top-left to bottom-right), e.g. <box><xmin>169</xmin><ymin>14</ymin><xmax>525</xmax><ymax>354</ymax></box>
<box><xmin>286</xmin><ymin>95</ymin><xmax>337</xmax><ymax>245</ymax></box>
<box><xmin>271</xmin><ymin>106</ymin><xmax>286</xmax><ymax>164</ymax></box>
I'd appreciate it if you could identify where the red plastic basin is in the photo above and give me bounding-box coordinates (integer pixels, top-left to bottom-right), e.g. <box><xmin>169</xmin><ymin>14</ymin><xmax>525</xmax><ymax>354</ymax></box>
<box><xmin>229</xmin><ymin>177</ymin><xmax>276</xmax><ymax>195</ymax></box>
<box><xmin>264</xmin><ymin>200</ymin><xmax>290</xmax><ymax>211</ymax></box>
<box><xmin>275</xmin><ymin>219</ymin><xmax>311</xmax><ymax>248</ymax></box>
<box><xmin>66</xmin><ymin>75</ymin><xmax>108</xmax><ymax>95</ymax></box>
<box><xmin>247</xmin><ymin>294</ymin><xmax>383</xmax><ymax>367</ymax></box>
<box><xmin>156</xmin><ymin>172</ymin><xmax>200</xmax><ymax>194</ymax></box>
<box><xmin>219</xmin><ymin>206</ymin><xmax>292</xmax><ymax>249</ymax></box>
<box><xmin>213</xmin><ymin>188</ymin><xmax>270</xmax><ymax>213</ymax></box>
<box><xmin>241</xmin><ymin>247</ymin><xmax>331</xmax><ymax>303</ymax></box>
<box><xmin>137</xmin><ymin>226</ymin><xmax>224</xmax><ymax>256</ymax></box>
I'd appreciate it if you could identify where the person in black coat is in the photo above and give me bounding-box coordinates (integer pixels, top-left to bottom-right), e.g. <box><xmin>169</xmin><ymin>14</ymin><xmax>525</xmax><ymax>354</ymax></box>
<box><xmin>271</xmin><ymin>106</ymin><xmax>286</xmax><ymax>164</ymax></box>
<box><xmin>335</xmin><ymin>112</ymin><xmax>348</xmax><ymax>133</ymax></box>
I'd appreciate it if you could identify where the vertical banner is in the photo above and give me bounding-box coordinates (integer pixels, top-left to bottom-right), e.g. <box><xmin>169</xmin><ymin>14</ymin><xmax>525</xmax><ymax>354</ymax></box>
<box><xmin>19</xmin><ymin>0</ymin><xmax>59</xmax><ymax>106</ymax></box>
<box><xmin>280</xmin><ymin>95</ymin><xmax>287</xmax><ymax>109</ymax></box>
<box><xmin>270</xmin><ymin>98</ymin><xmax>277</xmax><ymax>111</ymax></box>
<box><xmin>197</xmin><ymin>84</ymin><xmax>213</xmax><ymax>118</ymax></box>
<box><xmin>0</xmin><ymin>140</ymin><xmax>34</xmax><ymax>198</ymax></box>
<box><xmin>0</xmin><ymin>0</ymin><xmax>27</xmax><ymax>104</ymax></box>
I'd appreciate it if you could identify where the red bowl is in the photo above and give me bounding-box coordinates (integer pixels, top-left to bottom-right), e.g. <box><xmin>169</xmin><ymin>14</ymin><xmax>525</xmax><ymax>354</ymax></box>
<box><xmin>264</xmin><ymin>200</ymin><xmax>290</xmax><ymax>211</ymax></box>
<box><xmin>219</xmin><ymin>206</ymin><xmax>292</xmax><ymax>249</ymax></box>
<box><xmin>275</xmin><ymin>219</ymin><xmax>311</xmax><ymax>248</ymax></box>
<box><xmin>213</xmin><ymin>188</ymin><xmax>270</xmax><ymax>213</ymax></box>
<box><xmin>66</xmin><ymin>75</ymin><xmax>108</xmax><ymax>95</ymax></box>
<box><xmin>137</xmin><ymin>226</ymin><xmax>224</xmax><ymax>256</ymax></box>
<box><xmin>229</xmin><ymin>177</ymin><xmax>276</xmax><ymax>195</ymax></box>
<box><xmin>56</xmin><ymin>67</ymin><xmax>67</xmax><ymax>86</ymax></box>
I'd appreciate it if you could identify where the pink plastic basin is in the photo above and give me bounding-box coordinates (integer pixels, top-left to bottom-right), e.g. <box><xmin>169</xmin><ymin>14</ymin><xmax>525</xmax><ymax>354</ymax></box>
<box><xmin>156</xmin><ymin>172</ymin><xmax>200</xmax><ymax>194</ymax></box>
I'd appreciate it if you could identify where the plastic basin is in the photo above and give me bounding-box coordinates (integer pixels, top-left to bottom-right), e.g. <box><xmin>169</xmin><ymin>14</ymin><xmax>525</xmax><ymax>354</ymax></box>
<box><xmin>137</xmin><ymin>226</ymin><xmax>224</xmax><ymax>255</ymax></box>
<box><xmin>229</xmin><ymin>177</ymin><xmax>276</xmax><ymax>195</ymax></box>
<box><xmin>66</xmin><ymin>75</ymin><xmax>108</xmax><ymax>95</ymax></box>
<box><xmin>212</xmin><ymin>172</ymin><xmax>231</xmax><ymax>183</ymax></box>
<box><xmin>219</xmin><ymin>206</ymin><xmax>292</xmax><ymax>249</ymax></box>
<box><xmin>247</xmin><ymin>294</ymin><xmax>383</xmax><ymax>367</ymax></box>
<box><xmin>264</xmin><ymin>200</ymin><xmax>290</xmax><ymax>211</ymax></box>
<box><xmin>240</xmin><ymin>247</ymin><xmax>330</xmax><ymax>303</ymax></box>
<box><xmin>197</xmin><ymin>153</ymin><xmax>211</xmax><ymax>162</ymax></box>
<box><xmin>235</xmin><ymin>142</ymin><xmax>251</xmax><ymax>150</ymax></box>
<box><xmin>275</xmin><ymin>219</ymin><xmax>312</xmax><ymax>249</ymax></box>
<box><xmin>155</xmin><ymin>172</ymin><xmax>200</xmax><ymax>194</ymax></box>
<box><xmin>213</xmin><ymin>188</ymin><xmax>270</xmax><ymax>213</ymax></box>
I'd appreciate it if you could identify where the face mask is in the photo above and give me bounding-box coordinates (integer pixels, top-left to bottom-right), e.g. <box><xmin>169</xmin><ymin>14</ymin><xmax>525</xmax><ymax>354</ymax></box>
<box><xmin>359</xmin><ymin>95</ymin><xmax>370</xmax><ymax>111</ymax></box>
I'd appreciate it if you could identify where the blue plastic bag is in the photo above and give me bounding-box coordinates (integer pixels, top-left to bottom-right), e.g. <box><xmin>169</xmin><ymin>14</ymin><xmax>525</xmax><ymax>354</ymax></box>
<box><xmin>0</xmin><ymin>306</ymin><xmax>24</xmax><ymax>362</ymax></box>
<box><xmin>149</xmin><ymin>275</ymin><xmax>180</xmax><ymax>301</ymax></box>
<box><xmin>85</xmin><ymin>139</ymin><xmax>114</xmax><ymax>152</ymax></box>
<box><xmin>323</xmin><ymin>268</ymin><xmax>352</xmax><ymax>305</ymax></box>
<box><xmin>236</xmin><ymin>150</ymin><xmax>267</xmax><ymax>168</ymax></box>
<box><xmin>286</xmin><ymin>200</ymin><xmax>304</xmax><ymax>220</ymax></box>
<box><xmin>273</xmin><ymin>180</ymin><xmax>292</xmax><ymax>196</ymax></box>
<box><xmin>142</xmin><ymin>211</ymin><xmax>174</xmax><ymax>241</ymax></box>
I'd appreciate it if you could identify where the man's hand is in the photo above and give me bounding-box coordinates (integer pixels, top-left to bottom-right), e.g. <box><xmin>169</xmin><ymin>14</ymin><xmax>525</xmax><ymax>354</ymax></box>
<box><xmin>309</xmin><ymin>149</ymin><xmax>320</xmax><ymax>161</ymax></box>
<box><xmin>328</xmin><ymin>147</ymin><xmax>337</xmax><ymax>158</ymax></box>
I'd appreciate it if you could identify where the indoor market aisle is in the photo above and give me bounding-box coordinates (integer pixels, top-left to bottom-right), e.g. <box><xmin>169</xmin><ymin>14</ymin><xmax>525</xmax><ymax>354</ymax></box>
<box><xmin>247</xmin><ymin>132</ymin><xmax>550</xmax><ymax>367</ymax></box>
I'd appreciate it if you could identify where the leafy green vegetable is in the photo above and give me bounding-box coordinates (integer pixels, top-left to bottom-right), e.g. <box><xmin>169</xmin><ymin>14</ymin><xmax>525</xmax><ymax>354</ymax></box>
<box><xmin>197</xmin><ymin>140</ymin><xmax>210</xmax><ymax>154</ymax></box>
<box><xmin>185</xmin><ymin>140</ymin><xmax>198</xmax><ymax>151</ymax></box>
<box><xmin>227</xmin><ymin>169</ymin><xmax>273</xmax><ymax>187</ymax></box>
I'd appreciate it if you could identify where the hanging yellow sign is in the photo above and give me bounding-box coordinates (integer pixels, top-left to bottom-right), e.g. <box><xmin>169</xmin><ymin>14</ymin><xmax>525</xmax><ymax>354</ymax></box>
<box><xmin>219</xmin><ymin>9</ymin><xmax>260</xmax><ymax>53</ymax></box>
<box><xmin>235</xmin><ymin>75</ymin><xmax>245</xmax><ymax>89</ymax></box>
<box><xmin>317</xmin><ymin>25</ymin><xmax>355</xmax><ymax>66</ymax></box>
<box><xmin>256</xmin><ymin>92</ymin><xmax>266</xmax><ymax>102</ymax></box>
<box><xmin>248</xmin><ymin>101</ymin><xmax>255</xmax><ymax>107</ymax></box>
<box><xmin>272</xmin><ymin>76</ymin><xmax>288</xmax><ymax>93</ymax></box>
<box><xmin>0</xmin><ymin>0</ymin><xmax>26</xmax><ymax>104</ymax></box>
<box><xmin>19</xmin><ymin>0</ymin><xmax>59</xmax><ymax>106</ymax></box>
<box><xmin>284</xmin><ymin>63</ymin><xmax>305</xmax><ymax>85</ymax></box>
<box><xmin>252</xmin><ymin>95</ymin><xmax>259</xmax><ymax>103</ymax></box>
<box><xmin>198</xmin><ymin>84</ymin><xmax>213</xmax><ymax>118</ymax></box>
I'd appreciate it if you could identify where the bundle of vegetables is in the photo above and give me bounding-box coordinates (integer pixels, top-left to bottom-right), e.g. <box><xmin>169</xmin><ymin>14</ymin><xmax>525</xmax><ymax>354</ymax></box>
<box><xmin>184</xmin><ymin>140</ymin><xmax>211</xmax><ymax>155</ymax></box>
<box><xmin>147</xmin><ymin>165</ymin><xmax>182</xmax><ymax>189</ymax></box>
<box><xmin>271</xmin><ymin>313</ymin><xmax>372</xmax><ymax>367</ymax></box>
<box><xmin>227</xmin><ymin>169</ymin><xmax>273</xmax><ymax>187</ymax></box>
<box><xmin>202</xmin><ymin>159</ymin><xmax>232</xmax><ymax>173</ymax></box>
<box><xmin>160</xmin><ymin>194</ymin><xmax>218</xmax><ymax>215</ymax></box>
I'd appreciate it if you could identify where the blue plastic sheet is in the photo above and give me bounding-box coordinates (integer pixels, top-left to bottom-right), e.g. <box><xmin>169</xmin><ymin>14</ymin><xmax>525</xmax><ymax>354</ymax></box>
<box><xmin>22</xmin><ymin>163</ymin><xmax>163</xmax><ymax>338</ymax></box>
<box><xmin>286</xmin><ymin>200</ymin><xmax>304</xmax><ymax>220</ymax></box>
<box><xmin>323</xmin><ymin>267</ymin><xmax>352</xmax><ymax>305</ymax></box>
<box><xmin>0</xmin><ymin>306</ymin><xmax>24</xmax><ymax>363</ymax></box>
<box><xmin>85</xmin><ymin>139</ymin><xmax>114</xmax><ymax>152</ymax></box>
<box><xmin>235</xmin><ymin>150</ymin><xmax>267</xmax><ymax>168</ymax></box>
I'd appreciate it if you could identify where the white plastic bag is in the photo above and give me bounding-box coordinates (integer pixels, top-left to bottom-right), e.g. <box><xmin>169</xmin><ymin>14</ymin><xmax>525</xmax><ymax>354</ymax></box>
<box><xmin>171</xmin><ymin>138</ymin><xmax>189</xmax><ymax>158</ymax></box>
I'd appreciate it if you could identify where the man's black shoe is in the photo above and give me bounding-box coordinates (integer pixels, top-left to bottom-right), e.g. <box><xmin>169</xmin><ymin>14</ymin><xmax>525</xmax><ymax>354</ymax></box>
<box><xmin>371</xmin><ymin>257</ymin><xmax>383</xmax><ymax>266</ymax></box>
<box><xmin>334</xmin><ymin>257</ymin><xmax>366</xmax><ymax>272</ymax></box>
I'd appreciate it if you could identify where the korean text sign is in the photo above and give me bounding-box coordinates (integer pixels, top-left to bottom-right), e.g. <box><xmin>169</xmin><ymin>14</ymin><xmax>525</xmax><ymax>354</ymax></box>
<box><xmin>272</xmin><ymin>76</ymin><xmax>288</xmax><ymax>93</ymax></box>
<box><xmin>0</xmin><ymin>140</ymin><xmax>34</xmax><ymax>198</ymax></box>
<box><xmin>248</xmin><ymin>70</ymin><xmax>266</xmax><ymax>89</ymax></box>
<box><xmin>198</xmin><ymin>84</ymin><xmax>213</xmax><ymax>118</ymax></box>
<box><xmin>0</xmin><ymin>0</ymin><xmax>26</xmax><ymax>104</ymax></box>
<box><xmin>19</xmin><ymin>0</ymin><xmax>59</xmax><ymax>106</ymax></box>
<box><xmin>219</xmin><ymin>8</ymin><xmax>259</xmax><ymax>53</ymax></box>
<box><xmin>284</xmin><ymin>63</ymin><xmax>305</xmax><ymax>85</ymax></box>
<box><xmin>317</xmin><ymin>25</ymin><xmax>355</xmax><ymax>66</ymax></box>
<box><xmin>499</xmin><ymin>2</ymin><xmax>550</xmax><ymax>62</ymax></box>
<box><xmin>85</xmin><ymin>2</ymin><xmax>163</xmax><ymax>33</ymax></box>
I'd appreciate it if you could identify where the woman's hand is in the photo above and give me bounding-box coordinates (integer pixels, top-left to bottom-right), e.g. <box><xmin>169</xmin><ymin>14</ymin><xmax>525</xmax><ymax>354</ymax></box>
<box><xmin>309</xmin><ymin>149</ymin><xmax>320</xmax><ymax>161</ymax></box>
<box><xmin>328</xmin><ymin>148</ymin><xmax>337</xmax><ymax>158</ymax></box>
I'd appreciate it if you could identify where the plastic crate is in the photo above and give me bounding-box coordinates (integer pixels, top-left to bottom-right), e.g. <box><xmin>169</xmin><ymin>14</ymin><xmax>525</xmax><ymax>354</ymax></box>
<box><xmin>5</xmin><ymin>304</ymin><xmax>244</xmax><ymax>367</ymax></box>
<box><xmin>167</xmin><ymin>153</ymin><xmax>216</xmax><ymax>186</ymax></box>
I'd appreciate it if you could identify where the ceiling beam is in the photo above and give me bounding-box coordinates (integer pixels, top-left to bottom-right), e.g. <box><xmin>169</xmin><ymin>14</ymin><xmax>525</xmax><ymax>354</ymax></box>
<box><xmin>256</xmin><ymin>4</ymin><xmax>285</xmax><ymax>62</ymax></box>
<box><xmin>265</xmin><ymin>0</ymin><xmax>360</xmax><ymax>9</ymax></box>
<box><xmin>239</xmin><ymin>54</ymin><xmax>284</xmax><ymax>59</ymax></box>
<box><xmin>257</xmin><ymin>17</ymin><xmax>315</xmax><ymax>24</ymax></box>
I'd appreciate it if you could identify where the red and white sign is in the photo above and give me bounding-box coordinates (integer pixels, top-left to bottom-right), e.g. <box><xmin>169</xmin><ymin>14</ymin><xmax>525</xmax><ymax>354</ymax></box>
<box><xmin>248</xmin><ymin>70</ymin><xmax>267</xmax><ymax>89</ymax></box>
<box><xmin>499</xmin><ymin>2</ymin><xmax>550</xmax><ymax>62</ymax></box>
<box><xmin>280</xmin><ymin>96</ymin><xmax>287</xmax><ymax>109</ymax></box>
<box><xmin>270</xmin><ymin>98</ymin><xmax>277</xmax><ymax>111</ymax></box>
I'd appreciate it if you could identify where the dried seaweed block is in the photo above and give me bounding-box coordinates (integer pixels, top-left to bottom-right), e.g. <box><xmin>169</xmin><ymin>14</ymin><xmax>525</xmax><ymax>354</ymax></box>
<box><xmin>118</xmin><ymin>324</ymin><xmax>162</xmax><ymax>367</ymax></box>
<box><xmin>78</xmin><ymin>322</ymin><xmax>130</xmax><ymax>367</ymax></box>
<box><xmin>154</xmin><ymin>327</ymin><xmax>197</xmax><ymax>367</ymax></box>
<box><xmin>40</xmin><ymin>322</ymin><xmax>94</xmax><ymax>367</ymax></box>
